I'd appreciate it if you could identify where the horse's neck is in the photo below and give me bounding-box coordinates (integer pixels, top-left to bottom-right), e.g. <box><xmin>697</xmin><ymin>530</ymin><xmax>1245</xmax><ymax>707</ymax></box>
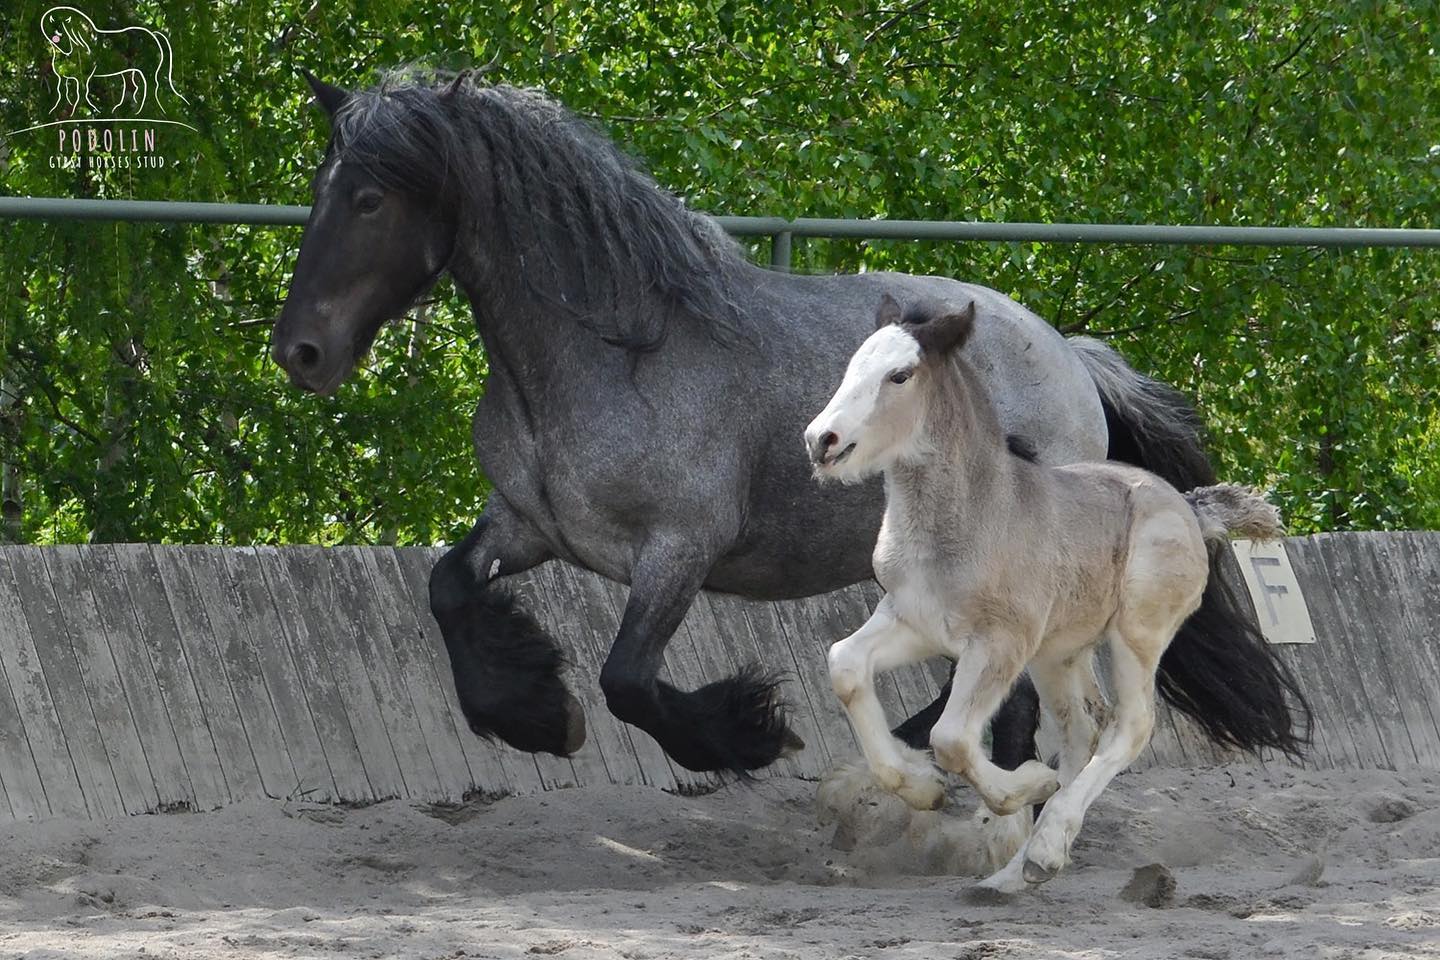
<box><xmin>448</xmin><ymin>237</ymin><xmax>592</xmax><ymax>384</ymax></box>
<box><xmin>884</xmin><ymin>359</ymin><xmax>1016</xmax><ymax>531</ymax></box>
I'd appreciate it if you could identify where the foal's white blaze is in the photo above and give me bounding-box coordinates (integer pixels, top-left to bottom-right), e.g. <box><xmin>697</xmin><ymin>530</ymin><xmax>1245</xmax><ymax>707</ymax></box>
<box><xmin>805</xmin><ymin>325</ymin><xmax>923</xmax><ymax>484</ymax></box>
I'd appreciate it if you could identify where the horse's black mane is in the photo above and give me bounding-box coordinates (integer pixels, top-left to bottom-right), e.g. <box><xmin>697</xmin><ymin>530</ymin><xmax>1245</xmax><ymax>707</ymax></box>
<box><xmin>328</xmin><ymin>69</ymin><xmax>749</xmax><ymax>352</ymax></box>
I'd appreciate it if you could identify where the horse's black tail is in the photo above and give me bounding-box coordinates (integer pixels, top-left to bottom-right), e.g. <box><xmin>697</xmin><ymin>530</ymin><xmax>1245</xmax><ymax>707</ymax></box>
<box><xmin>1069</xmin><ymin>336</ymin><xmax>1216</xmax><ymax>491</ymax></box>
<box><xmin>1157</xmin><ymin>550</ymin><xmax>1312</xmax><ymax>756</ymax></box>
<box><xmin>1070</xmin><ymin>336</ymin><xmax>1311</xmax><ymax>757</ymax></box>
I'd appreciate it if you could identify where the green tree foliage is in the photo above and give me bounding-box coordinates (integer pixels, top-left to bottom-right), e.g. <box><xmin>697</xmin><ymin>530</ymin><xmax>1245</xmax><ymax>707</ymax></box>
<box><xmin>1</xmin><ymin>0</ymin><xmax>1436</xmax><ymax>544</ymax></box>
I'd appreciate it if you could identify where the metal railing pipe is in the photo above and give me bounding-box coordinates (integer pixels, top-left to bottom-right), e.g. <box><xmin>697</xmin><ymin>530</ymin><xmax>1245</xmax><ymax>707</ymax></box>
<box><xmin>3</xmin><ymin>197</ymin><xmax>1439</xmax><ymax>248</ymax></box>
<box><xmin>0</xmin><ymin>197</ymin><xmax>311</xmax><ymax>225</ymax></box>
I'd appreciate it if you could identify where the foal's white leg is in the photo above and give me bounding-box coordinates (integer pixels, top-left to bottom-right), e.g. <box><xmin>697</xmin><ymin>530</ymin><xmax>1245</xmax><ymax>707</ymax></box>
<box><xmin>828</xmin><ymin>597</ymin><xmax>945</xmax><ymax>810</ymax></box>
<box><xmin>1028</xmin><ymin>652</ymin><xmax>1105</xmax><ymax>785</ymax></box>
<box><xmin>928</xmin><ymin>634</ymin><xmax>1059</xmax><ymax>817</ymax></box>
<box><xmin>1018</xmin><ymin>629</ymin><xmax>1164</xmax><ymax>884</ymax></box>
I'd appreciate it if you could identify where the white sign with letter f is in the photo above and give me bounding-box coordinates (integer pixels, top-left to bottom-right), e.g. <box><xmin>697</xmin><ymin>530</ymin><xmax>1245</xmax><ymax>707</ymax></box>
<box><xmin>1230</xmin><ymin>538</ymin><xmax>1317</xmax><ymax>645</ymax></box>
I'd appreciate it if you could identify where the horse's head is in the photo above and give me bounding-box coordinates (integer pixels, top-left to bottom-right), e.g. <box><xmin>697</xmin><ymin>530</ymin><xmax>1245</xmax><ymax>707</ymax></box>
<box><xmin>42</xmin><ymin>6</ymin><xmax>93</xmax><ymax>58</ymax></box>
<box><xmin>804</xmin><ymin>294</ymin><xmax>975</xmax><ymax>482</ymax></box>
<box><xmin>272</xmin><ymin>72</ymin><xmax>461</xmax><ymax>395</ymax></box>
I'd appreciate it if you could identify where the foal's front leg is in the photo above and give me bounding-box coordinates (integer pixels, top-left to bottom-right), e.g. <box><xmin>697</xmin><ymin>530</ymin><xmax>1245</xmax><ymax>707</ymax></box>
<box><xmin>828</xmin><ymin>596</ymin><xmax>945</xmax><ymax>810</ymax></box>
<box><xmin>928</xmin><ymin>632</ymin><xmax>1060</xmax><ymax>817</ymax></box>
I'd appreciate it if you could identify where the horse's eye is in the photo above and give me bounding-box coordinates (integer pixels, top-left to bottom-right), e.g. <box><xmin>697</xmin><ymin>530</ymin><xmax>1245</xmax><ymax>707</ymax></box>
<box><xmin>355</xmin><ymin>191</ymin><xmax>383</xmax><ymax>214</ymax></box>
<box><xmin>889</xmin><ymin>371</ymin><xmax>911</xmax><ymax>385</ymax></box>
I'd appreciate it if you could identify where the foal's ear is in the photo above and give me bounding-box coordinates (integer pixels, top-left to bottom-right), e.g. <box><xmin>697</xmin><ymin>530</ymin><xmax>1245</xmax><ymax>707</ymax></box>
<box><xmin>874</xmin><ymin>292</ymin><xmax>903</xmax><ymax>330</ymax></box>
<box><xmin>909</xmin><ymin>300</ymin><xmax>976</xmax><ymax>357</ymax></box>
<box><xmin>301</xmin><ymin>69</ymin><xmax>351</xmax><ymax>117</ymax></box>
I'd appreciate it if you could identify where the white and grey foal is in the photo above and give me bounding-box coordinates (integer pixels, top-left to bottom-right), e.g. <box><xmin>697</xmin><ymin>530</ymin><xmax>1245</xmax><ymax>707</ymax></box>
<box><xmin>804</xmin><ymin>294</ymin><xmax>1282</xmax><ymax>893</ymax></box>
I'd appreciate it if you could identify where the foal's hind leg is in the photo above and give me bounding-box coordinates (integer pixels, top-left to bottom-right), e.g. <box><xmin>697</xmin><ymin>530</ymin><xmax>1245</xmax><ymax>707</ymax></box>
<box><xmin>929</xmin><ymin>634</ymin><xmax>1060</xmax><ymax>816</ymax></box>
<box><xmin>1027</xmin><ymin>652</ymin><xmax>1105</xmax><ymax>785</ymax></box>
<box><xmin>1018</xmin><ymin>624</ymin><xmax>1170</xmax><ymax>885</ymax></box>
<box><xmin>892</xmin><ymin>669</ymin><xmax>1043</xmax><ymax>774</ymax></box>
<box><xmin>430</xmin><ymin>497</ymin><xmax>584</xmax><ymax>756</ymax></box>
<box><xmin>829</xmin><ymin>596</ymin><xmax>946</xmax><ymax>810</ymax></box>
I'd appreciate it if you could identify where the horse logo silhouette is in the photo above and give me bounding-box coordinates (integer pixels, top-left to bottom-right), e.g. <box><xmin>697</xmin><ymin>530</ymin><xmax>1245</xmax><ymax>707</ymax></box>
<box><xmin>42</xmin><ymin>6</ymin><xmax>189</xmax><ymax>116</ymax></box>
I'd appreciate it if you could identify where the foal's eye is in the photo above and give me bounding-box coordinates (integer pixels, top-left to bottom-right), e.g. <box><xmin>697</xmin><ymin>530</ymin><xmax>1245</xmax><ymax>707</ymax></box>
<box><xmin>889</xmin><ymin>371</ymin><xmax>912</xmax><ymax>385</ymax></box>
<box><xmin>355</xmin><ymin>191</ymin><xmax>383</xmax><ymax>214</ymax></box>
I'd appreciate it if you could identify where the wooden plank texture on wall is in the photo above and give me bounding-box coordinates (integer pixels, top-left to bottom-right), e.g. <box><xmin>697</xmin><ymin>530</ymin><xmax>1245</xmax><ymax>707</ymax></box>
<box><xmin>3</xmin><ymin>533</ymin><xmax>1440</xmax><ymax>823</ymax></box>
<box><xmin>7</xmin><ymin>546</ymin><xmax>126</xmax><ymax>819</ymax></box>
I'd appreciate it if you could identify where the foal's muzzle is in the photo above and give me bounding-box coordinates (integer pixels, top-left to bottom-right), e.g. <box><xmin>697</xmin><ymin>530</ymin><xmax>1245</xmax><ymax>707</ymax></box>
<box><xmin>805</xmin><ymin>427</ymin><xmax>855</xmax><ymax>468</ymax></box>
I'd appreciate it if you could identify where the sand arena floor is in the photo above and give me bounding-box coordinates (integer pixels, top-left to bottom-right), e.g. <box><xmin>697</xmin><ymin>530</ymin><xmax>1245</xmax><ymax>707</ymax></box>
<box><xmin>1</xmin><ymin>765</ymin><xmax>1438</xmax><ymax>960</ymax></box>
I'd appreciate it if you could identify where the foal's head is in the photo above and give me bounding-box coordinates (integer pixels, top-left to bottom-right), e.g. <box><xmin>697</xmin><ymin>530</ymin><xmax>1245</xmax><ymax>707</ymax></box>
<box><xmin>805</xmin><ymin>294</ymin><xmax>975</xmax><ymax>482</ymax></box>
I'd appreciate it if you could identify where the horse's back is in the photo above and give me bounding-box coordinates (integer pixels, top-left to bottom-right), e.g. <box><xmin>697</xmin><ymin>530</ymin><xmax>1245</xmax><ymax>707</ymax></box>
<box><xmin>758</xmin><ymin>271</ymin><xmax>1107</xmax><ymax>465</ymax></box>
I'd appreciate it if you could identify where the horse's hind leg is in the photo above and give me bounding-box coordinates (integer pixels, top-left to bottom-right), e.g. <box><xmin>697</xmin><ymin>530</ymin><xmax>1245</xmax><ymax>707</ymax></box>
<box><xmin>599</xmin><ymin>534</ymin><xmax>802</xmax><ymax>773</ymax></box>
<box><xmin>430</xmin><ymin>496</ymin><xmax>584</xmax><ymax>756</ymax></box>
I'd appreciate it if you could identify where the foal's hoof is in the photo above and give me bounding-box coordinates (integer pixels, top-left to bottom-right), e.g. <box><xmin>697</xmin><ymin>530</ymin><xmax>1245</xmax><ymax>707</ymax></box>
<box><xmin>562</xmin><ymin>692</ymin><xmax>588</xmax><ymax>755</ymax></box>
<box><xmin>1022</xmin><ymin>858</ymin><xmax>1058</xmax><ymax>885</ymax></box>
<box><xmin>897</xmin><ymin>777</ymin><xmax>946</xmax><ymax>812</ymax></box>
<box><xmin>972</xmin><ymin>866</ymin><xmax>1028</xmax><ymax>898</ymax></box>
<box><xmin>983</xmin><ymin>760</ymin><xmax>1060</xmax><ymax>814</ymax></box>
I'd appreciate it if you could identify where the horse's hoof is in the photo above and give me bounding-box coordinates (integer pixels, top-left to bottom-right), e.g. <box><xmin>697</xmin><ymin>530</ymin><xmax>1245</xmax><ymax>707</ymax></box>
<box><xmin>1022</xmin><ymin>858</ymin><xmax>1058</xmax><ymax>884</ymax></box>
<box><xmin>562</xmin><ymin>693</ymin><xmax>588</xmax><ymax>755</ymax></box>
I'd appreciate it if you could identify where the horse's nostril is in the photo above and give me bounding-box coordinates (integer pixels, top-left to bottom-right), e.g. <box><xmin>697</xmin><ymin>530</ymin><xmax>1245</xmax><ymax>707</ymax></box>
<box><xmin>820</xmin><ymin>431</ymin><xmax>839</xmax><ymax>450</ymax></box>
<box><xmin>289</xmin><ymin>341</ymin><xmax>323</xmax><ymax>371</ymax></box>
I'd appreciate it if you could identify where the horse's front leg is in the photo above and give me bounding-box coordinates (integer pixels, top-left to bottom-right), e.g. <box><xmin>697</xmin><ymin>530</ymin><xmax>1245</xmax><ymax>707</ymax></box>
<box><xmin>429</xmin><ymin>495</ymin><xmax>585</xmax><ymax>757</ymax></box>
<box><xmin>82</xmin><ymin>69</ymin><xmax>101</xmax><ymax>112</ymax></box>
<box><xmin>828</xmin><ymin>596</ymin><xmax>945</xmax><ymax>811</ymax></box>
<box><xmin>599</xmin><ymin>536</ymin><xmax>803</xmax><ymax>773</ymax></box>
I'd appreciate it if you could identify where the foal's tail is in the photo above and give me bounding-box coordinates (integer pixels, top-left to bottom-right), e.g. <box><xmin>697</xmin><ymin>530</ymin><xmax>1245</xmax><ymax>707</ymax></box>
<box><xmin>1184</xmin><ymin>484</ymin><xmax>1285</xmax><ymax>543</ymax></box>
<box><xmin>1071</xmin><ymin>337</ymin><xmax>1311</xmax><ymax>758</ymax></box>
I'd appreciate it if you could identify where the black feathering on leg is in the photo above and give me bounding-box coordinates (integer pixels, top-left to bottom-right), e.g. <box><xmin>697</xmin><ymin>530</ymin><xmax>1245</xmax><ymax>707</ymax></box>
<box><xmin>632</xmin><ymin>665</ymin><xmax>801</xmax><ymax>775</ymax></box>
<box><xmin>436</xmin><ymin>584</ymin><xmax>584</xmax><ymax>757</ymax></box>
<box><xmin>892</xmin><ymin>671</ymin><xmax>1040</xmax><ymax>771</ymax></box>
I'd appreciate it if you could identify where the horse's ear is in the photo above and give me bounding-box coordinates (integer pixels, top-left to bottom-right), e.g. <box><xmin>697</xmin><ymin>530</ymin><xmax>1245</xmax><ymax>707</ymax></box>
<box><xmin>301</xmin><ymin>69</ymin><xmax>350</xmax><ymax>117</ymax></box>
<box><xmin>440</xmin><ymin>69</ymin><xmax>472</xmax><ymax>100</ymax></box>
<box><xmin>909</xmin><ymin>300</ymin><xmax>976</xmax><ymax>357</ymax></box>
<box><xmin>874</xmin><ymin>292</ymin><xmax>903</xmax><ymax>330</ymax></box>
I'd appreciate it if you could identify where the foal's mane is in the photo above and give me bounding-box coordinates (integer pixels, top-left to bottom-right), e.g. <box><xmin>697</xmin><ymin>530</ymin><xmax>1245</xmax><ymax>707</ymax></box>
<box><xmin>326</xmin><ymin>69</ymin><xmax>749</xmax><ymax>352</ymax></box>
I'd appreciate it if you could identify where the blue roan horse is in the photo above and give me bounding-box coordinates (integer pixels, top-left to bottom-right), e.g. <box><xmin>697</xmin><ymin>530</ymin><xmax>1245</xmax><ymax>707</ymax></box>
<box><xmin>270</xmin><ymin>71</ymin><xmax>1308</xmax><ymax>775</ymax></box>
